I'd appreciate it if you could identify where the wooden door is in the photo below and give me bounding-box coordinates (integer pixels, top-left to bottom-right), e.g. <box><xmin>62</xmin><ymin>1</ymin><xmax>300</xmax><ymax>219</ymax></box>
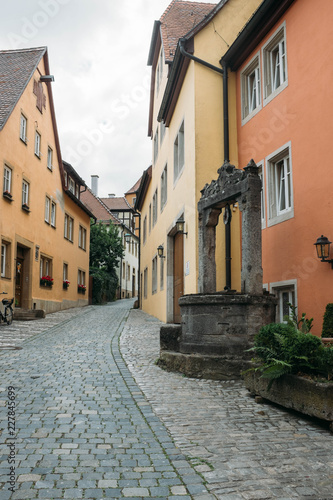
<box><xmin>15</xmin><ymin>258</ymin><xmax>24</xmax><ymax>308</ymax></box>
<box><xmin>173</xmin><ymin>232</ymin><xmax>184</xmax><ymax>323</ymax></box>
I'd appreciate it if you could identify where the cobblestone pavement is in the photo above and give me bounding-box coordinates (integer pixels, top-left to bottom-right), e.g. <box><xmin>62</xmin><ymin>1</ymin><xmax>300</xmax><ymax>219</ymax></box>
<box><xmin>121</xmin><ymin>308</ymin><xmax>333</xmax><ymax>500</ymax></box>
<box><xmin>0</xmin><ymin>300</ymin><xmax>213</xmax><ymax>500</ymax></box>
<box><xmin>0</xmin><ymin>302</ymin><xmax>332</xmax><ymax>499</ymax></box>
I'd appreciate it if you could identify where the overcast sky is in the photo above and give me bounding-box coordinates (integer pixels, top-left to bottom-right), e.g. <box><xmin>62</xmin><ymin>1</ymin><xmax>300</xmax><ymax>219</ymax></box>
<box><xmin>0</xmin><ymin>0</ymin><xmax>216</xmax><ymax>197</ymax></box>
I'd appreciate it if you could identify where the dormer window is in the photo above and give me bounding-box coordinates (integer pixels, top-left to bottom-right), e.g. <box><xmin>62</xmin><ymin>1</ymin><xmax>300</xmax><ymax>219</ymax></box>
<box><xmin>68</xmin><ymin>177</ymin><xmax>75</xmax><ymax>194</ymax></box>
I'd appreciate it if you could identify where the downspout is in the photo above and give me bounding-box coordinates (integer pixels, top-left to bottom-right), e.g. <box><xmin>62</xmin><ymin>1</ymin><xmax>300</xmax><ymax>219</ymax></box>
<box><xmin>179</xmin><ymin>39</ymin><xmax>231</xmax><ymax>290</ymax></box>
<box><xmin>222</xmin><ymin>60</ymin><xmax>231</xmax><ymax>290</ymax></box>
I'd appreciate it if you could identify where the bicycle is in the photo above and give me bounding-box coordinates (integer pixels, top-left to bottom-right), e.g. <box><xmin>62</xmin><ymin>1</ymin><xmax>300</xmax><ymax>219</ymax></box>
<box><xmin>0</xmin><ymin>292</ymin><xmax>14</xmax><ymax>325</ymax></box>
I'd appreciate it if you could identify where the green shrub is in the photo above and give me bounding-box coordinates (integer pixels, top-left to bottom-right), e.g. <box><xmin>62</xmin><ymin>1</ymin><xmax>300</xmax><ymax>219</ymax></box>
<box><xmin>90</xmin><ymin>267</ymin><xmax>118</xmax><ymax>305</ymax></box>
<box><xmin>249</xmin><ymin>322</ymin><xmax>332</xmax><ymax>388</ymax></box>
<box><xmin>322</xmin><ymin>303</ymin><xmax>333</xmax><ymax>338</ymax></box>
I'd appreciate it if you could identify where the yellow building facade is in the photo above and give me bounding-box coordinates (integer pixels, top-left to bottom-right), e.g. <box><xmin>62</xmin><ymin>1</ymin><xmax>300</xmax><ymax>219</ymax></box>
<box><xmin>138</xmin><ymin>0</ymin><xmax>263</xmax><ymax>322</ymax></box>
<box><xmin>0</xmin><ymin>47</ymin><xmax>93</xmax><ymax>313</ymax></box>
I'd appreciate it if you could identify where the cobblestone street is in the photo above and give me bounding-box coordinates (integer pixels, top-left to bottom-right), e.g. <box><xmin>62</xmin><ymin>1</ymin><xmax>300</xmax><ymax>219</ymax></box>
<box><xmin>0</xmin><ymin>300</ymin><xmax>332</xmax><ymax>499</ymax></box>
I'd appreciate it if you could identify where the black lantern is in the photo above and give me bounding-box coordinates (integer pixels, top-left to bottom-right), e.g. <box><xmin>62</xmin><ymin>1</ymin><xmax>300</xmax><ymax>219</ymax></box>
<box><xmin>124</xmin><ymin>233</ymin><xmax>131</xmax><ymax>244</ymax></box>
<box><xmin>314</xmin><ymin>235</ymin><xmax>333</xmax><ymax>266</ymax></box>
<box><xmin>157</xmin><ymin>245</ymin><xmax>165</xmax><ymax>259</ymax></box>
<box><xmin>176</xmin><ymin>218</ymin><xmax>188</xmax><ymax>236</ymax></box>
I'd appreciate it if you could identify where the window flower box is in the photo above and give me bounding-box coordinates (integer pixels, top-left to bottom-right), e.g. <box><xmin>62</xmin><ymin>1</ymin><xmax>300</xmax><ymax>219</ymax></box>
<box><xmin>78</xmin><ymin>284</ymin><xmax>86</xmax><ymax>294</ymax></box>
<box><xmin>22</xmin><ymin>203</ymin><xmax>30</xmax><ymax>212</ymax></box>
<box><xmin>63</xmin><ymin>280</ymin><xmax>70</xmax><ymax>290</ymax></box>
<box><xmin>40</xmin><ymin>276</ymin><xmax>53</xmax><ymax>287</ymax></box>
<box><xmin>3</xmin><ymin>191</ymin><xmax>13</xmax><ymax>201</ymax></box>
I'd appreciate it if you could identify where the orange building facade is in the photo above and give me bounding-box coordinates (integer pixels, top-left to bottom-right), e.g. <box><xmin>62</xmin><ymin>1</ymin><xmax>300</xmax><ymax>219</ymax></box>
<box><xmin>0</xmin><ymin>48</ymin><xmax>93</xmax><ymax>313</ymax></box>
<box><xmin>222</xmin><ymin>0</ymin><xmax>333</xmax><ymax>335</ymax></box>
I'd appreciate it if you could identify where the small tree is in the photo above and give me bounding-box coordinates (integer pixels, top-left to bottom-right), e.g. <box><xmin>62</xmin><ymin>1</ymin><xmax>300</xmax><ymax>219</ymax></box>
<box><xmin>322</xmin><ymin>303</ymin><xmax>333</xmax><ymax>338</ymax></box>
<box><xmin>89</xmin><ymin>221</ymin><xmax>124</xmax><ymax>304</ymax></box>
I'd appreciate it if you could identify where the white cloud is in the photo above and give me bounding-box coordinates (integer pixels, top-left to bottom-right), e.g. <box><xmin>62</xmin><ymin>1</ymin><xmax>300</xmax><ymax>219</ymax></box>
<box><xmin>0</xmin><ymin>0</ymin><xmax>217</xmax><ymax>197</ymax></box>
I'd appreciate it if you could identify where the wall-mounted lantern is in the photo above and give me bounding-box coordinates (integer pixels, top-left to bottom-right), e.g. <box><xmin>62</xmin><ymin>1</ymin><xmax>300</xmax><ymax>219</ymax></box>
<box><xmin>176</xmin><ymin>218</ymin><xmax>188</xmax><ymax>236</ymax></box>
<box><xmin>314</xmin><ymin>235</ymin><xmax>333</xmax><ymax>268</ymax></box>
<box><xmin>157</xmin><ymin>245</ymin><xmax>165</xmax><ymax>259</ymax></box>
<box><xmin>124</xmin><ymin>233</ymin><xmax>131</xmax><ymax>244</ymax></box>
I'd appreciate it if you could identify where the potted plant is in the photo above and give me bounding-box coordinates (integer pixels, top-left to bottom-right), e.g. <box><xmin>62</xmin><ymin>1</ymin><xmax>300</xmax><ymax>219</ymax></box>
<box><xmin>78</xmin><ymin>284</ymin><xmax>86</xmax><ymax>294</ymax></box>
<box><xmin>3</xmin><ymin>190</ymin><xmax>13</xmax><ymax>200</ymax></box>
<box><xmin>22</xmin><ymin>202</ymin><xmax>30</xmax><ymax>211</ymax></box>
<box><xmin>40</xmin><ymin>275</ymin><xmax>53</xmax><ymax>287</ymax></box>
<box><xmin>63</xmin><ymin>280</ymin><xmax>70</xmax><ymax>290</ymax></box>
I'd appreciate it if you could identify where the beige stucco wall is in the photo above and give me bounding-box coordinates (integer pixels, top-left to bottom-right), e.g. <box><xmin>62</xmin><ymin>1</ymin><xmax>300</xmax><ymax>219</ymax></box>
<box><xmin>141</xmin><ymin>0</ymin><xmax>263</xmax><ymax>322</ymax></box>
<box><xmin>0</xmin><ymin>56</ymin><xmax>90</xmax><ymax>312</ymax></box>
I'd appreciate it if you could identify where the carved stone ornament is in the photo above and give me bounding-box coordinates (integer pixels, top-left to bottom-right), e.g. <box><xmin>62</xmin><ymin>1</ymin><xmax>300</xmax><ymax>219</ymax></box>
<box><xmin>200</xmin><ymin>161</ymin><xmax>246</xmax><ymax>200</ymax></box>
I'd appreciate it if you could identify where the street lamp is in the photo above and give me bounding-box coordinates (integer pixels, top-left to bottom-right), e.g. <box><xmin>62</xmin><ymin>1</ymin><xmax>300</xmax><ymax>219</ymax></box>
<box><xmin>157</xmin><ymin>245</ymin><xmax>165</xmax><ymax>259</ymax></box>
<box><xmin>314</xmin><ymin>235</ymin><xmax>333</xmax><ymax>268</ymax></box>
<box><xmin>176</xmin><ymin>218</ymin><xmax>187</xmax><ymax>236</ymax></box>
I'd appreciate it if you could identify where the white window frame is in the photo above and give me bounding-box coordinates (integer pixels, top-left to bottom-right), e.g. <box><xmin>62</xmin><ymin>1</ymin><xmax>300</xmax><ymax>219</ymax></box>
<box><xmin>45</xmin><ymin>196</ymin><xmax>50</xmax><ymax>223</ymax></box>
<box><xmin>1</xmin><ymin>243</ymin><xmax>6</xmax><ymax>277</ymax></box>
<box><xmin>35</xmin><ymin>131</ymin><xmax>41</xmax><ymax>157</ymax></box>
<box><xmin>51</xmin><ymin>201</ymin><xmax>56</xmax><ymax>227</ymax></box>
<box><xmin>20</xmin><ymin>114</ymin><xmax>27</xmax><ymax>143</ymax></box>
<box><xmin>262</xmin><ymin>22</ymin><xmax>288</xmax><ymax>106</ymax></box>
<box><xmin>153</xmin><ymin>127</ymin><xmax>159</xmax><ymax>165</ymax></box>
<box><xmin>270</xmin><ymin>279</ymin><xmax>297</xmax><ymax>323</ymax></box>
<box><xmin>152</xmin><ymin>188</ymin><xmax>158</xmax><ymax>227</ymax></box>
<box><xmin>152</xmin><ymin>256</ymin><xmax>157</xmax><ymax>295</ymax></box>
<box><xmin>174</xmin><ymin>120</ymin><xmax>185</xmax><ymax>183</ymax></box>
<box><xmin>241</xmin><ymin>52</ymin><xmax>261</xmax><ymax>125</ymax></box>
<box><xmin>160</xmin><ymin>164</ymin><xmax>167</xmax><ymax>211</ymax></box>
<box><xmin>47</xmin><ymin>147</ymin><xmax>53</xmax><ymax>170</ymax></box>
<box><xmin>79</xmin><ymin>225</ymin><xmax>87</xmax><ymax>250</ymax></box>
<box><xmin>257</xmin><ymin>161</ymin><xmax>265</xmax><ymax>229</ymax></box>
<box><xmin>68</xmin><ymin>177</ymin><xmax>75</xmax><ymax>194</ymax></box>
<box><xmin>22</xmin><ymin>180</ymin><xmax>29</xmax><ymax>207</ymax></box>
<box><xmin>64</xmin><ymin>214</ymin><xmax>74</xmax><ymax>242</ymax></box>
<box><xmin>3</xmin><ymin>165</ymin><xmax>12</xmax><ymax>194</ymax></box>
<box><xmin>266</xmin><ymin>142</ymin><xmax>293</xmax><ymax>227</ymax></box>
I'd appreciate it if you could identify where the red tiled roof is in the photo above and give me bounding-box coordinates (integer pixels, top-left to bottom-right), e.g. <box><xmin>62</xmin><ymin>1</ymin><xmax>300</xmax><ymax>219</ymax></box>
<box><xmin>100</xmin><ymin>196</ymin><xmax>132</xmax><ymax>211</ymax></box>
<box><xmin>160</xmin><ymin>1</ymin><xmax>217</xmax><ymax>62</ymax></box>
<box><xmin>125</xmin><ymin>176</ymin><xmax>142</xmax><ymax>195</ymax></box>
<box><xmin>81</xmin><ymin>188</ymin><xmax>120</xmax><ymax>223</ymax></box>
<box><xmin>0</xmin><ymin>47</ymin><xmax>46</xmax><ymax>130</ymax></box>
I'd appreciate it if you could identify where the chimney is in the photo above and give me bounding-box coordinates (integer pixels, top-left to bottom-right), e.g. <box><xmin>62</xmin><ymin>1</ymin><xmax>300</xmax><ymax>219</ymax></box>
<box><xmin>91</xmin><ymin>175</ymin><xmax>99</xmax><ymax>196</ymax></box>
<box><xmin>108</xmin><ymin>193</ymin><xmax>115</xmax><ymax>198</ymax></box>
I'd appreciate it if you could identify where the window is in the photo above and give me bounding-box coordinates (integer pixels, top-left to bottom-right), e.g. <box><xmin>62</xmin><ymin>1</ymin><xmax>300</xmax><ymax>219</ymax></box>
<box><xmin>40</xmin><ymin>255</ymin><xmax>53</xmax><ymax>279</ymax></box>
<box><xmin>3</xmin><ymin>165</ymin><xmax>12</xmax><ymax>194</ymax></box>
<box><xmin>47</xmin><ymin>147</ymin><xmax>53</xmax><ymax>170</ymax></box>
<box><xmin>258</xmin><ymin>163</ymin><xmax>265</xmax><ymax>228</ymax></box>
<box><xmin>152</xmin><ymin>189</ymin><xmax>158</xmax><ymax>226</ymax></box>
<box><xmin>263</xmin><ymin>23</ymin><xmax>287</xmax><ymax>104</ymax></box>
<box><xmin>63</xmin><ymin>262</ymin><xmax>68</xmax><ymax>281</ymax></box>
<box><xmin>270</xmin><ymin>280</ymin><xmax>296</xmax><ymax>323</ymax></box>
<box><xmin>161</xmin><ymin>165</ymin><xmax>167</xmax><ymax>211</ymax></box>
<box><xmin>144</xmin><ymin>267</ymin><xmax>148</xmax><ymax>299</ymax></box>
<box><xmin>35</xmin><ymin>131</ymin><xmax>41</xmax><ymax>157</ymax></box>
<box><xmin>79</xmin><ymin>225</ymin><xmax>87</xmax><ymax>250</ymax></box>
<box><xmin>160</xmin><ymin>255</ymin><xmax>164</xmax><ymax>291</ymax></box>
<box><xmin>20</xmin><ymin>114</ymin><xmax>27</xmax><ymax>143</ymax></box>
<box><xmin>153</xmin><ymin>127</ymin><xmax>159</xmax><ymax>164</ymax></box>
<box><xmin>152</xmin><ymin>256</ymin><xmax>157</xmax><ymax>294</ymax></box>
<box><xmin>22</xmin><ymin>180</ymin><xmax>29</xmax><ymax>208</ymax></box>
<box><xmin>143</xmin><ymin>215</ymin><xmax>147</xmax><ymax>244</ymax></box>
<box><xmin>78</xmin><ymin>269</ymin><xmax>86</xmax><ymax>287</ymax></box>
<box><xmin>241</xmin><ymin>54</ymin><xmax>261</xmax><ymax>123</ymax></box>
<box><xmin>174</xmin><ymin>120</ymin><xmax>184</xmax><ymax>182</ymax></box>
<box><xmin>51</xmin><ymin>201</ymin><xmax>56</xmax><ymax>227</ymax></box>
<box><xmin>68</xmin><ymin>177</ymin><xmax>75</xmax><ymax>194</ymax></box>
<box><xmin>266</xmin><ymin>144</ymin><xmax>293</xmax><ymax>227</ymax></box>
<box><xmin>45</xmin><ymin>196</ymin><xmax>50</xmax><ymax>223</ymax></box>
<box><xmin>149</xmin><ymin>204</ymin><xmax>152</xmax><ymax>233</ymax></box>
<box><xmin>64</xmin><ymin>214</ymin><xmax>74</xmax><ymax>242</ymax></box>
<box><xmin>1</xmin><ymin>240</ymin><xmax>11</xmax><ymax>278</ymax></box>
<box><xmin>160</xmin><ymin>121</ymin><xmax>166</xmax><ymax>145</ymax></box>
<box><xmin>156</xmin><ymin>49</ymin><xmax>164</xmax><ymax>94</ymax></box>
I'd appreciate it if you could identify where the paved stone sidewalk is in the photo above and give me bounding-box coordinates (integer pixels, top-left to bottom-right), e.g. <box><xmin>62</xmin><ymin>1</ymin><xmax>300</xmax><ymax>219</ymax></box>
<box><xmin>0</xmin><ymin>300</ymin><xmax>213</xmax><ymax>499</ymax></box>
<box><xmin>121</xmin><ymin>308</ymin><xmax>333</xmax><ymax>500</ymax></box>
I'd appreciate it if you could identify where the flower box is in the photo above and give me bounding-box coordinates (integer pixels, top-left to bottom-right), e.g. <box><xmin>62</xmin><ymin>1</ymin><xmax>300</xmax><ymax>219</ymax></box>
<box><xmin>78</xmin><ymin>285</ymin><xmax>86</xmax><ymax>294</ymax></box>
<box><xmin>22</xmin><ymin>203</ymin><xmax>30</xmax><ymax>212</ymax></box>
<box><xmin>63</xmin><ymin>280</ymin><xmax>70</xmax><ymax>290</ymax></box>
<box><xmin>3</xmin><ymin>191</ymin><xmax>13</xmax><ymax>201</ymax></box>
<box><xmin>40</xmin><ymin>276</ymin><xmax>53</xmax><ymax>287</ymax></box>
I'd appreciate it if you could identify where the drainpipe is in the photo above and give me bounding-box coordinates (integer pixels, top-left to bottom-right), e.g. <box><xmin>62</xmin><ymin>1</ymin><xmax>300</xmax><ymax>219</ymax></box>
<box><xmin>179</xmin><ymin>39</ymin><xmax>231</xmax><ymax>290</ymax></box>
<box><xmin>222</xmin><ymin>60</ymin><xmax>231</xmax><ymax>290</ymax></box>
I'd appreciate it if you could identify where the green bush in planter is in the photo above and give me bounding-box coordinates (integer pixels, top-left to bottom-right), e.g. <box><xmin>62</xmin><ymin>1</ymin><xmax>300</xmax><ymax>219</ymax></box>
<box><xmin>249</xmin><ymin>322</ymin><xmax>331</xmax><ymax>387</ymax></box>
<box><xmin>321</xmin><ymin>303</ymin><xmax>333</xmax><ymax>338</ymax></box>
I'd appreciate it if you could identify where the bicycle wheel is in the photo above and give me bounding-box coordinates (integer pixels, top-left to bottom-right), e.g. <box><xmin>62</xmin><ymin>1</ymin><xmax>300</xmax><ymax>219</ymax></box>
<box><xmin>5</xmin><ymin>307</ymin><xmax>13</xmax><ymax>325</ymax></box>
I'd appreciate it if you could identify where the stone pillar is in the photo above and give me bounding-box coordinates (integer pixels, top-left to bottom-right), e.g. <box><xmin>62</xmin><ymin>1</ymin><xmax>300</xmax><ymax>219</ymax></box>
<box><xmin>239</xmin><ymin>160</ymin><xmax>263</xmax><ymax>295</ymax></box>
<box><xmin>198</xmin><ymin>207</ymin><xmax>221</xmax><ymax>293</ymax></box>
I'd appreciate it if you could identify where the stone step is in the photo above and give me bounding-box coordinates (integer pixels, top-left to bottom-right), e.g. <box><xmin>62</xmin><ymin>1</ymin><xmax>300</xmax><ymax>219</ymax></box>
<box><xmin>14</xmin><ymin>309</ymin><xmax>46</xmax><ymax>321</ymax></box>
